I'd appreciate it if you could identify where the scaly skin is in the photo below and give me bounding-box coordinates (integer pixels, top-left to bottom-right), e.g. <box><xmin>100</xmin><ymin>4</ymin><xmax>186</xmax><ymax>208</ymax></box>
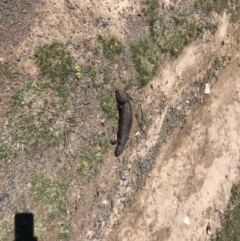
<box><xmin>112</xmin><ymin>89</ymin><xmax>133</xmax><ymax>157</ymax></box>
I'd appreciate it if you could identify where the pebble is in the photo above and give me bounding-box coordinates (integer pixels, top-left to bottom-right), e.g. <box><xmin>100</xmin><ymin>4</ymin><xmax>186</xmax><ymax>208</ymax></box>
<box><xmin>83</xmin><ymin>100</ymin><xmax>90</xmax><ymax>105</ymax></box>
<box><xmin>102</xmin><ymin>22</ymin><xmax>108</xmax><ymax>28</ymax></box>
<box><xmin>183</xmin><ymin>216</ymin><xmax>190</xmax><ymax>225</ymax></box>
<box><xmin>95</xmin><ymin>18</ymin><xmax>100</xmax><ymax>24</ymax></box>
<box><xmin>204</xmin><ymin>83</ymin><xmax>210</xmax><ymax>95</ymax></box>
<box><xmin>4</xmin><ymin>0</ymin><xmax>7</xmax><ymax>3</ymax></box>
<box><xmin>70</xmin><ymin>123</ymin><xmax>76</xmax><ymax>127</ymax></box>
<box><xmin>65</xmin><ymin>38</ymin><xmax>72</xmax><ymax>46</ymax></box>
<box><xmin>70</xmin><ymin>93</ymin><xmax>75</xmax><ymax>99</ymax></box>
<box><xmin>74</xmin><ymin>44</ymin><xmax>80</xmax><ymax>50</ymax></box>
<box><xmin>15</xmin><ymin>55</ymin><xmax>21</xmax><ymax>62</ymax></box>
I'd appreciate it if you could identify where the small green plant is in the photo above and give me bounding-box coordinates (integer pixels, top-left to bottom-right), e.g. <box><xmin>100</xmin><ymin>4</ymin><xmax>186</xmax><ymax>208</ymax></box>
<box><xmin>213</xmin><ymin>184</ymin><xmax>240</xmax><ymax>241</ymax></box>
<box><xmin>75</xmin><ymin>65</ymin><xmax>82</xmax><ymax>79</ymax></box>
<box><xmin>56</xmin><ymin>157</ymin><xmax>62</xmax><ymax>163</ymax></box>
<box><xmin>29</xmin><ymin>174</ymin><xmax>71</xmax><ymax>219</ymax></box>
<box><xmin>35</xmin><ymin>42</ymin><xmax>74</xmax><ymax>81</ymax></box>
<box><xmin>112</xmin><ymin>179</ymin><xmax>120</xmax><ymax>190</ymax></box>
<box><xmin>77</xmin><ymin>161</ymin><xmax>90</xmax><ymax>175</ymax></box>
<box><xmin>78</xmin><ymin>151</ymin><xmax>103</xmax><ymax>176</ymax></box>
<box><xmin>136</xmin><ymin>107</ymin><xmax>149</xmax><ymax>133</ymax></box>
<box><xmin>98</xmin><ymin>35</ymin><xmax>123</xmax><ymax>59</ymax></box>
<box><xmin>123</xmin><ymin>78</ymin><xmax>133</xmax><ymax>90</ymax></box>
<box><xmin>0</xmin><ymin>145</ymin><xmax>16</xmax><ymax>159</ymax></box>
<box><xmin>7</xmin><ymin>82</ymin><xmax>69</xmax><ymax>149</ymax></box>
<box><xmin>93</xmin><ymin>131</ymin><xmax>108</xmax><ymax>154</ymax></box>
<box><xmin>58</xmin><ymin>223</ymin><xmax>72</xmax><ymax>240</ymax></box>
<box><xmin>130</xmin><ymin>39</ymin><xmax>161</xmax><ymax>85</ymax></box>
<box><xmin>100</xmin><ymin>89</ymin><xmax>117</xmax><ymax>118</ymax></box>
<box><xmin>231</xmin><ymin>5</ymin><xmax>240</xmax><ymax>23</ymax></box>
<box><xmin>122</xmin><ymin>158</ymin><xmax>129</xmax><ymax>170</ymax></box>
<box><xmin>0</xmin><ymin>61</ymin><xmax>18</xmax><ymax>83</ymax></box>
<box><xmin>194</xmin><ymin>0</ymin><xmax>229</xmax><ymax>14</ymax></box>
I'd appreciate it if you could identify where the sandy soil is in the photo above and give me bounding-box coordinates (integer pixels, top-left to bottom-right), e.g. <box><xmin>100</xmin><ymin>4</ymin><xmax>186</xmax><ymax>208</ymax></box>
<box><xmin>1</xmin><ymin>0</ymin><xmax>240</xmax><ymax>241</ymax></box>
<box><xmin>106</xmin><ymin>13</ymin><xmax>240</xmax><ymax>241</ymax></box>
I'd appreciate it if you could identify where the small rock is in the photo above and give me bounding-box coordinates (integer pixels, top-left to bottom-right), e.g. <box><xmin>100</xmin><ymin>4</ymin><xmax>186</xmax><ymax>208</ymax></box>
<box><xmin>206</xmin><ymin>223</ymin><xmax>212</xmax><ymax>235</ymax></box>
<box><xmin>70</xmin><ymin>93</ymin><xmax>75</xmax><ymax>99</ymax></box>
<box><xmin>0</xmin><ymin>97</ymin><xmax>2</xmax><ymax>102</ymax></box>
<box><xmin>4</xmin><ymin>0</ymin><xmax>7</xmax><ymax>3</ymax></box>
<box><xmin>165</xmin><ymin>80</ymin><xmax>168</xmax><ymax>84</ymax></box>
<box><xmin>10</xmin><ymin>20</ymin><xmax>14</xmax><ymax>25</ymax></box>
<box><xmin>65</xmin><ymin>38</ymin><xmax>72</xmax><ymax>46</ymax></box>
<box><xmin>110</xmin><ymin>199</ymin><xmax>114</xmax><ymax>209</ymax></box>
<box><xmin>13</xmin><ymin>41</ymin><xmax>19</xmax><ymax>46</ymax></box>
<box><xmin>95</xmin><ymin>18</ymin><xmax>100</xmax><ymax>24</ymax></box>
<box><xmin>15</xmin><ymin>55</ymin><xmax>21</xmax><ymax>62</ymax></box>
<box><xmin>70</xmin><ymin>123</ymin><xmax>76</xmax><ymax>127</ymax></box>
<box><xmin>74</xmin><ymin>44</ymin><xmax>80</xmax><ymax>50</ymax></box>
<box><xmin>83</xmin><ymin>100</ymin><xmax>90</xmax><ymax>105</ymax></box>
<box><xmin>135</xmin><ymin>132</ymin><xmax>140</xmax><ymax>136</ymax></box>
<box><xmin>102</xmin><ymin>22</ymin><xmax>108</xmax><ymax>28</ymax></box>
<box><xmin>183</xmin><ymin>216</ymin><xmax>190</xmax><ymax>225</ymax></box>
<box><xmin>119</xmin><ymin>171</ymin><xmax>126</xmax><ymax>181</ymax></box>
<box><xmin>204</xmin><ymin>83</ymin><xmax>210</xmax><ymax>95</ymax></box>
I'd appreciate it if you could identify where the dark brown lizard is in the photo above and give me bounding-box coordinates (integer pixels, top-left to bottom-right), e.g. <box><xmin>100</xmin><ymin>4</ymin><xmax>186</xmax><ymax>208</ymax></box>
<box><xmin>111</xmin><ymin>89</ymin><xmax>133</xmax><ymax>157</ymax></box>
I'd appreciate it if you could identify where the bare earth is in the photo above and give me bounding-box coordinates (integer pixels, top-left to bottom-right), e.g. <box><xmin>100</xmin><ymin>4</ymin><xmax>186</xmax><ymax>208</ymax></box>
<box><xmin>106</xmin><ymin>12</ymin><xmax>240</xmax><ymax>241</ymax></box>
<box><xmin>1</xmin><ymin>0</ymin><xmax>240</xmax><ymax>241</ymax></box>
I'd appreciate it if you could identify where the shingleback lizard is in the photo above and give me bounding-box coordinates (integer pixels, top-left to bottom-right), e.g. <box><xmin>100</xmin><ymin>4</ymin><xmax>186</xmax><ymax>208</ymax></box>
<box><xmin>111</xmin><ymin>89</ymin><xmax>133</xmax><ymax>157</ymax></box>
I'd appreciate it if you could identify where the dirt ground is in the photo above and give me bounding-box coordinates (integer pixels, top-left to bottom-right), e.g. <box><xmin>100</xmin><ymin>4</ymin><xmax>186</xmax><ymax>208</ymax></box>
<box><xmin>107</xmin><ymin>13</ymin><xmax>240</xmax><ymax>240</ymax></box>
<box><xmin>1</xmin><ymin>0</ymin><xmax>240</xmax><ymax>241</ymax></box>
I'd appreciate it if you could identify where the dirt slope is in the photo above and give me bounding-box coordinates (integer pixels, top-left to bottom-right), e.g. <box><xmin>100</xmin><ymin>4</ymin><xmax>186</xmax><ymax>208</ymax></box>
<box><xmin>106</xmin><ymin>13</ymin><xmax>240</xmax><ymax>241</ymax></box>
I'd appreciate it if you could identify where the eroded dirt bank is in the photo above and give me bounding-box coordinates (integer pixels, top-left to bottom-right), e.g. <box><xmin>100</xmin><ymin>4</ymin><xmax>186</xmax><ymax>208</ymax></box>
<box><xmin>106</xmin><ymin>14</ymin><xmax>240</xmax><ymax>241</ymax></box>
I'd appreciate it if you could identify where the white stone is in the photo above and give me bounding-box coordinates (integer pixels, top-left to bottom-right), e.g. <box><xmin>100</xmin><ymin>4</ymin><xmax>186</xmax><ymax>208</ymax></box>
<box><xmin>183</xmin><ymin>216</ymin><xmax>190</xmax><ymax>225</ymax></box>
<box><xmin>204</xmin><ymin>83</ymin><xmax>210</xmax><ymax>95</ymax></box>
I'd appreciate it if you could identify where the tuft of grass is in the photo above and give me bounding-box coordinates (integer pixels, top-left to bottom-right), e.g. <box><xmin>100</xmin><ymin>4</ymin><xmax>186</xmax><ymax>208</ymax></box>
<box><xmin>98</xmin><ymin>35</ymin><xmax>123</xmax><ymax>59</ymax></box>
<box><xmin>0</xmin><ymin>80</ymin><xmax>70</xmax><ymax>159</ymax></box>
<box><xmin>29</xmin><ymin>174</ymin><xmax>71</xmax><ymax>219</ymax></box>
<box><xmin>123</xmin><ymin>78</ymin><xmax>133</xmax><ymax>91</ymax></box>
<box><xmin>231</xmin><ymin>5</ymin><xmax>240</xmax><ymax>23</ymax></box>
<box><xmin>0</xmin><ymin>145</ymin><xmax>16</xmax><ymax>160</ymax></box>
<box><xmin>99</xmin><ymin>89</ymin><xmax>117</xmax><ymax>119</ymax></box>
<box><xmin>0</xmin><ymin>61</ymin><xmax>18</xmax><ymax>83</ymax></box>
<box><xmin>112</xmin><ymin>179</ymin><xmax>120</xmax><ymax>190</ymax></box>
<box><xmin>213</xmin><ymin>184</ymin><xmax>240</xmax><ymax>241</ymax></box>
<box><xmin>93</xmin><ymin>130</ymin><xmax>108</xmax><ymax>154</ymax></box>
<box><xmin>6</xmin><ymin>82</ymin><xmax>69</xmax><ymax>149</ymax></box>
<box><xmin>0</xmin><ymin>221</ymin><xmax>14</xmax><ymax>241</ymax></box>
<box><xmin>130</xmin><ymin>1</ymin><xmax>200</xmax><ymax>85</ymax></box>
<box><xmin>136</xmin><ymin>107</ymin><xmax>149</xmax><ymax>133</ymax></box>
<box><xmin>130</xmin><ymin>39</ymin><xmax>161</xmax><ymax>85</ymax></box>
<box><xmin>122</xmin><ymin>158</ymin><xmax>129</xmax><ymax>170</ymax></box>
<box><xmin>194</xmin><ymin>0</ymin><xmax>229</xmax><ymax>14</ymax></box>
<box><xmin>86</xmin><ymin>65</ymin><xmax>117</xmax><ymax>118</ymax></box>
<box><xmin>35</xmin><ymin>42</ymin><xmax>74</xmax><ymax>81</ymax></box>
<box><xmin>78</xmin><ymin>150</ymin><xmax>103</xmax><ymax>176</ymax></box>
<box><xmin>58</xmin><ymin>223</ymin><xmax>72</xmax><ymax>240</ymax></box>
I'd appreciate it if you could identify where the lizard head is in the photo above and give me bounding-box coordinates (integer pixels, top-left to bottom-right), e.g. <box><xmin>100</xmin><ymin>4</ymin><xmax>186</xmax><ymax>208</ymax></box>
<box><xmin>115</xmin><ymin>89</ymin><xmax>129</xmax><ymax>103</ymax></box>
